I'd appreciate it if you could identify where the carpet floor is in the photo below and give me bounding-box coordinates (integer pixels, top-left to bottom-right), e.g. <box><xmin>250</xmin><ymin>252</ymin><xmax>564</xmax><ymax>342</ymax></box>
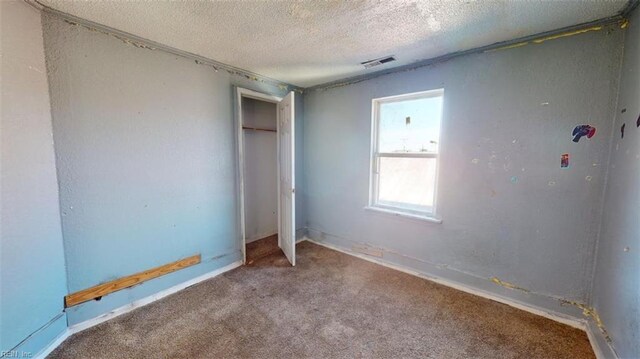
<box><xmin>49</xmin><ymin>241</ymin><xmax>594</xmax><ymax>358</ymax></box>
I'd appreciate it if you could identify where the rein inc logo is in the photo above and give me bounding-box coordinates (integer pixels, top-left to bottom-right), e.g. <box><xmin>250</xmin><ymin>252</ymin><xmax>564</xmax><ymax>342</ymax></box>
<box><xmin>0</xmin><ymin>351</ymin><xmax>32</xmax><ymax>358</ymax></box>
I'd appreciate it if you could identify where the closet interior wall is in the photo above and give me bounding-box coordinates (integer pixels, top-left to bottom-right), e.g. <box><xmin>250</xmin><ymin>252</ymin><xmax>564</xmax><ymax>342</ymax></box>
<box><xmin>242</xmin><ymin>97</ymin><xmax>278</xmax><ymax>243</ymax></box>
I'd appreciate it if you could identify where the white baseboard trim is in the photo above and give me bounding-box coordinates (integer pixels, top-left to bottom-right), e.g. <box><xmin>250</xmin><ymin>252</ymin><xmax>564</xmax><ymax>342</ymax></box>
<box><xmin>304</xmin><ymin>236</ymin><xmax>586</xmax><ymax>330</ymax></box>
<box><xmin>67</xmin><ymin>260</ymin><xmax>242</xmax><ymax>335</ymax></box>
<box><xmin>36</xmin><ymin>238</ymin><xmax>612</xmax><ymax>358</ymax></box>
<box><xmin>34</xmin><ymin>330</ymin><xmax>71</xmax><ymax>359</ymax></box>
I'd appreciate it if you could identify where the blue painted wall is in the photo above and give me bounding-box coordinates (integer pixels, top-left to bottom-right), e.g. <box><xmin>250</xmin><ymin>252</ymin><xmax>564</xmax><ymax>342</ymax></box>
<box><xmin>591</xmin><ymin>8</ymin><xmax>640</xmax><ymax>359</ymax></box>
<box><xmin>4</xmin><ymin>3</ymin><xmax>633</xmax><ymax>356</ymax></box>
<box><xmin>302</xmin><ymin>25</ymin><xmax>623</xmax><ymax>318</ymax></box>
<box><xmin>41</xmin><ymin>13</ymin><xmax>304</xmax><ymax>325</ymax></box>
<box><xmin>0</xmin><ymin>1</ymin><xmax>68</xmax><ymax>355</ymax></box>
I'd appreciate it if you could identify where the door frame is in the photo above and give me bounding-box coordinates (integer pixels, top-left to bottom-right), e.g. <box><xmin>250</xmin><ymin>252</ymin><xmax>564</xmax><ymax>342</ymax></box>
<box><xmin>235</xmin><ymin>87</ymin><xmax>282</xmax><ymax>264</ymax></box>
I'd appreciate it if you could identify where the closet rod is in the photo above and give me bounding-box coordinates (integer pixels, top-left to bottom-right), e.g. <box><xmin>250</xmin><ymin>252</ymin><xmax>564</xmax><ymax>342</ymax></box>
<box><xmin>242</xmin><ymin>126</ymin><xmax>277</xmax><ymax>133</ymax></box>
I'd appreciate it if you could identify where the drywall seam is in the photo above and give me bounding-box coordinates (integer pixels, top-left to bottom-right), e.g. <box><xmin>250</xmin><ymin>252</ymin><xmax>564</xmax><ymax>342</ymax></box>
<box><xmin>304</xmin><ymin>236</ymin><xmax>586</xmax><ymax>330</ymax></box>
<box><xmin>24</xmin><ymin>0</ymin><xmax>303</xmax><ymax>94</ymax></box>
<box><xmin>307</xmin><ymin>17</ymin><xmax>626</xmax><ymax>91</ymax></box>
<box><xmin>586</xmin><ymin>18</ymin><xmax>629</xmax><ymax>309</ymax></box>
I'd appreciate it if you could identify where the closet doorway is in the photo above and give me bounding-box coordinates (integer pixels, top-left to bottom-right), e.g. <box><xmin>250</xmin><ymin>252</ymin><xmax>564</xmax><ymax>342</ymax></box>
<box><xmin>236</xmin><ymin>87</ymin><xmax>296</xmax><ymax>266</ymax></box>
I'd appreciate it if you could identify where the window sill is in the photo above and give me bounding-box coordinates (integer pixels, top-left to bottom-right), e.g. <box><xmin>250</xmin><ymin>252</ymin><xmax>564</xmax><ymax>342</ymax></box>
<box><xmin>364</xmin><ymin>206</ymin><xmax>443</xmax><ymax>224</ymax></box>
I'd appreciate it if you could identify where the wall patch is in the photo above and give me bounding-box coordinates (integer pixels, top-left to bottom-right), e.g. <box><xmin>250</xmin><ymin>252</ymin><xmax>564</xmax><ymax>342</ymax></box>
<box><xmin>572</xmin><ymin>124</ymin><xmax>596</xmax><ymax>142</ymax></box>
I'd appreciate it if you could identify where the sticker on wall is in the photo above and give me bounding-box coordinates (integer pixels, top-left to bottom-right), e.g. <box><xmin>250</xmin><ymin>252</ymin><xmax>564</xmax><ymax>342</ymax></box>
<box><xmin>561</xmin><ymin>153</ymin><xmax>569</xmax><ymax>168</ymax></box>
<box><xmin>621</xmin><ymin>123</ymin><xmax>626</xmax><ymax>139</ymax></box>
<box><xmin>572</xmin><ymin>124</ymin><xmax>596</xmax><ymax>143</ymax></box>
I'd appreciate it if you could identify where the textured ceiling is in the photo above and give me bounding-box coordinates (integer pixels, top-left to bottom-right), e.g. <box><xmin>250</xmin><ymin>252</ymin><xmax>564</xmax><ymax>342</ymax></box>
<box><xmin>39</xmin><ymin>0</ymin><xmax>627</xmax><ymax>87</ymax></box>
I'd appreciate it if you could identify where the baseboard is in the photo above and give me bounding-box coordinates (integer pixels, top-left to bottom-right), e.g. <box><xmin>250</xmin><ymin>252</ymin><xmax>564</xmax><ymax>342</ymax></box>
<box><xmin>304</xmin><ymin>235</ymin><xmax>586</xmax><ymax>330</ymax></box>
<box><xmin>34</xmin><ymin>329</ymin><xmax>70</xmax><ymax>359</ymax></box>
<box><xmin>67</xmin><ymin>260</ymin><xmax>242</xmax><ymax>334</ymax></box>
<box><xmin>32</xmin><ymin>235</ymin><xmax>611</xmax><ymax>358</ymax></box>
<box><xmin>586</xmin><ymin>319</ymin><xmax>618</xmax><ymax>359</ymax></box>
<box><xmin>33</xmin><ymin>237</ymin><xmax>302</xmax><ymax>356</ymax></box>
<box><xmin>295</xmin><ymin>227</ymin><xmax>308</xmax><ymax>241</ymax></box>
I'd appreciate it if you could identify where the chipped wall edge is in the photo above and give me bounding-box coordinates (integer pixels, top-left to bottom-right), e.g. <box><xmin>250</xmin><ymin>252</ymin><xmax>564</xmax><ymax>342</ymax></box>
<box><xmin>307</xmin><ymin>14</ymin><xmax>631</xmax><ymax>91</ymax></box>
<box><xmin>23</xmin><ymin>0</ymin><xmax>638</xmax><ymax>95</ymax></box>
<box><xmin>23</xmin><ymin>0</ymin><xmax>304</xmax><ymax>94</ymax></box>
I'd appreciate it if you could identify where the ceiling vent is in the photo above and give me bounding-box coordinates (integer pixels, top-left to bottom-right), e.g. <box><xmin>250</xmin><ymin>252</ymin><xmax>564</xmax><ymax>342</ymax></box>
<box><xmin>361</xmin><ymin>56</ymin><xmax>396</xmax><ymax>69</ymax></box>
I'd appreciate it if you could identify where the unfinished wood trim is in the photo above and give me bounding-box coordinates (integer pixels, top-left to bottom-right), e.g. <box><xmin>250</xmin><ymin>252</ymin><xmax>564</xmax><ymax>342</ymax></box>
<box><xmin>64</xmin><ymin>254</ymin><xmax>201</xmax><ymax>308</ymax></box>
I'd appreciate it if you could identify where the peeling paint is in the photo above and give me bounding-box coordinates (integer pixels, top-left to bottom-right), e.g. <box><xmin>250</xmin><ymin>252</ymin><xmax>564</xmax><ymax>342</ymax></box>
<box><xmin>560</xmin><ymin>300</ymin><xmax>611</xmax><ymax>342</ymax></box>
<box><xmin>619</xmin><ymin>18</ymin><xmax>629</xmax><ymax>29</ymax></box>
<box><xmin>491</xmin><ymin>277</ymin><xmax>530</xmax><ymax>292</ymax></box>
<box><xmin>194</xmin><ymin>59</ymin><xmax>218</xmax><ymax>72</ymax></box>
<box><xmin>486</xmin><ymin>41</ymin><xmax>529</xmax><ymax>52</ymax></box>
<box><xmin>62</xmin><ymin>19</ymin><xmax>154</xmax><ymax>50</ymax></box>
<box><xmin>486</xmin><ymin>25</ymin><xmax>605</xmax><ymax>54</ymax></box>
<box><xmin>58</xmin><ymin>16</ymin><xmax>300</xmax><ymax>92</ymax></box>
<box><xmin>532</xmin><ymin>26</ymin><xmax>603</xmax><ymax>44</ymax></box>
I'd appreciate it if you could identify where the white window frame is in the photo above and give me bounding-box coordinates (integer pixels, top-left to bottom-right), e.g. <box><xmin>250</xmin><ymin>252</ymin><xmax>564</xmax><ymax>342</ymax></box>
<box><xmin>366</xmin><ymin>89</ymin><xmax>444</xmax><ymax>224</ymax></box>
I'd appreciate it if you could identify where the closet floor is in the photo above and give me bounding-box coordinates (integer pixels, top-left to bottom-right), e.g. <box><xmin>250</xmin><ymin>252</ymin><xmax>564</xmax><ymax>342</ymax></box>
<box><xmin>48</xmin><ymin>241</ymin><xmax>594</xmax><ymax>358</ymax></box>
<box><xmin>245</xmin><ymin>234</ymin><xmax>289</xmax><ymax>267</ymax></box>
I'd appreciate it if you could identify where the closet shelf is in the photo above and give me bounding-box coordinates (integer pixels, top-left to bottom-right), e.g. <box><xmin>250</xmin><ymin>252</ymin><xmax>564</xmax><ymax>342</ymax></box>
<box><xmin>242</xmin><ymin>126</ymin><xmax>277</xmax><ymax>132</ymax></box>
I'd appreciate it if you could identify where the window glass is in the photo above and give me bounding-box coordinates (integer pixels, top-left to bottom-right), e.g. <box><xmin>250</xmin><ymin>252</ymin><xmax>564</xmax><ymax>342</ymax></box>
<box><xmin>378</xmin><ymin>96</ymin><xmax>442</xmax><ymax>153</ymax></box>
<box><xmin>370</xmin><ymin>90</ymin><xmax>444</xmax><ymax>218</ymax></box>
<box><xmin>378</xmin><ymin>157</ymin><xmax>437</xmax><ymax>211</ymax></box>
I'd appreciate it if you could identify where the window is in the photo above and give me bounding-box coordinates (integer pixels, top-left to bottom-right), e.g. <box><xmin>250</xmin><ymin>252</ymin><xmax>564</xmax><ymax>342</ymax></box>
<box><xmin>368</xmin><ymin>89</ymin><xmax>444</xmax><ymax>221</ymax></box>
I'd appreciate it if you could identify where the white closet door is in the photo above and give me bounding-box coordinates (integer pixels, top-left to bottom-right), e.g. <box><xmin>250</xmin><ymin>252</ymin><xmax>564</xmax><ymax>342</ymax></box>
<box><xmin>277</xmin><ymin>91</ymin><xmax>295</xmax><ymax>266</ymax></box>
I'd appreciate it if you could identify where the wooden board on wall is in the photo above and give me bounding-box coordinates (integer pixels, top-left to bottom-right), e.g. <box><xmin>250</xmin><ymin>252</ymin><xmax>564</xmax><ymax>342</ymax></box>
<box><xmin>64</xmin><ymin>254</ymin><xmax>201</xmax><ymax>308</ymax></box>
